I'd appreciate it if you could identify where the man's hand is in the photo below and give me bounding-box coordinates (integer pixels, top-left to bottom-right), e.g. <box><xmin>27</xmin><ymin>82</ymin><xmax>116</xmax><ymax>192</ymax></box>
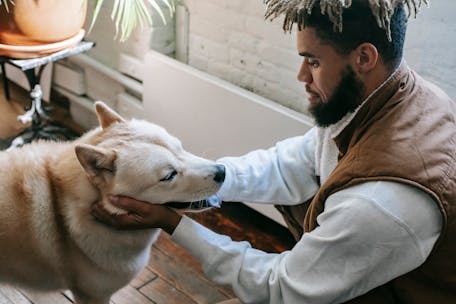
<box><xmin>91</xmin><ymin>196</ymin><xmax>182</xmax><ymax>234</ymax></box>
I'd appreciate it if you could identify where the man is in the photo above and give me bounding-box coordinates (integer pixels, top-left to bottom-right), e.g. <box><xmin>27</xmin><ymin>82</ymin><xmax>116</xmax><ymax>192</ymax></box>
<box><xmin>92</xmin><ymin>1</ymin><xmax>456</xmax><ymax>303</ymax></box>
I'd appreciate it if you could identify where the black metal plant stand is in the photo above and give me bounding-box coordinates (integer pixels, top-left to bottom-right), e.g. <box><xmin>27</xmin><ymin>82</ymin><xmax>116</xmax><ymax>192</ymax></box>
<box><xmin>0</xmin><ymin>40</ymin><xmax>94</xmax><ymax>150</ymax></box>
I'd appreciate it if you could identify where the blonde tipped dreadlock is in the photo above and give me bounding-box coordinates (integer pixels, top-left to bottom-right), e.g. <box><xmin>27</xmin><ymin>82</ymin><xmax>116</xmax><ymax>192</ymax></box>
<box><xmin>264</xmin><ymin>0</ymin><xmax>429</xmax><ymax>41</ymax></box>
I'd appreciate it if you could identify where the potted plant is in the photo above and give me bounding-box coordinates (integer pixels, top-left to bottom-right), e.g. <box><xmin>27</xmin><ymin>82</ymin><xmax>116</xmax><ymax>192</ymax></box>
<box><xmin>0</xmin><ymin>0</ymin><xmax>175</xmax><ymax>46</ymax></box>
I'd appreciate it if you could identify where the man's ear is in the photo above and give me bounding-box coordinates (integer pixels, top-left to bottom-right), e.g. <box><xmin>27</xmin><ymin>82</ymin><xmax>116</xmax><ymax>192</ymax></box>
<box><xmin>75</xmin><ymin>144</ymin><xmax>117</xmax><ymax>184</ymax></box>
<box><xmin>353</xmin><ymin>43</ymin><xmax>378</xmax><ymax>73</ymax></box>
<box><xmin>94</xmin><ymin>101</ymin><xmax>125</xmax><ymax>129</ymax></box>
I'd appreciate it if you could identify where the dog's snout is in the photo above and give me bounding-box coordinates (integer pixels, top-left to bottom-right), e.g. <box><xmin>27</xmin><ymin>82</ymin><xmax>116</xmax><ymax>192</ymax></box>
<box><xmin>213</xmin><ymin>164</ymin><xmax>226</xmax><ymax>183</ymax></box>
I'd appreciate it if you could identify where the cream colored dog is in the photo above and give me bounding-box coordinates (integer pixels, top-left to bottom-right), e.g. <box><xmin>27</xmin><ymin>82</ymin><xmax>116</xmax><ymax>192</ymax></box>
<box><xmin>0</xmin><ymin>102</ymin><xmax>225</xmax><ymax>304</ymax></box>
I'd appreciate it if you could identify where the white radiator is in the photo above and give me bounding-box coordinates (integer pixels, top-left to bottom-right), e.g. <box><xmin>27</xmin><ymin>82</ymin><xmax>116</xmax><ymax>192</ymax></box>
<box><xmin>143</xmin><ymin>50</ymin><xmax>313</xmax><ymax>225</ymax></box>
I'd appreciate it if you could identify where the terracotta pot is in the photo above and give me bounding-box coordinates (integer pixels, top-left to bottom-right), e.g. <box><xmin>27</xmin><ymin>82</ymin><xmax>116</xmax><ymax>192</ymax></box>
<box><xmin>0</xmin><ymin>0</ymin><xmax>87</xmax><ymax>45</ymax></box>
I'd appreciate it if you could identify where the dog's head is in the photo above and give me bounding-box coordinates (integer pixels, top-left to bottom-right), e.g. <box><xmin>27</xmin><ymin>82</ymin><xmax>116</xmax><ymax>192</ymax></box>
<box><xmin>75</xmin><ymin>101</ymin><xmax>225</xmax><ymax>213</ymax></box>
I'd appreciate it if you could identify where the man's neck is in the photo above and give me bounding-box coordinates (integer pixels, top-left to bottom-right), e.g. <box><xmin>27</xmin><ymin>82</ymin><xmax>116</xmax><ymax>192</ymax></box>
<box><xmin>362</xmin><ymin>62</ymin><xmax>394</xmax><ymax>100</ymax></box>
<box><xmin>328</xmin><ymin>60</ymin><xmax>406</xmax><ymax>139</ymax></box>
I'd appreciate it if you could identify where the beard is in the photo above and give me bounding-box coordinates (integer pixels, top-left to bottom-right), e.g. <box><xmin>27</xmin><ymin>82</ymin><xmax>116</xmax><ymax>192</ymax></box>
<box><xmin>308</xmin><ymin>66</ymin><xmax>365</xmax><ymax>127</ymax></box>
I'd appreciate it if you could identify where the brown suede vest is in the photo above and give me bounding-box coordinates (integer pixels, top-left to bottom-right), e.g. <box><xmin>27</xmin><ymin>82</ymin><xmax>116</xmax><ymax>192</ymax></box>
<box><xmin>303</xmin><ymin>62</ymin><xmax>456</xmax><ymax>303</ymax></box>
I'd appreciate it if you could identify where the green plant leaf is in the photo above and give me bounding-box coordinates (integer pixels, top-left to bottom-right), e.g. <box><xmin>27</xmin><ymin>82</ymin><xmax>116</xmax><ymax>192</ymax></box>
<box><xmin>0</xmin><ymin>0</ymin><xmax>13</xmax><ymax>13</ymax></box>
<box><xmin>89</xmin><ymin>0</ymin><xmax>105</xmax><ymax>34</ymax></box>
<box><xmin>146</xmin><ymin>0</ymin><xmax>167</xmax><ymax>25</ymax></box>
<box><xmin>4</xmin><ymin>0</ymin><xmax>175</xmax><ymax>42</ymax></box>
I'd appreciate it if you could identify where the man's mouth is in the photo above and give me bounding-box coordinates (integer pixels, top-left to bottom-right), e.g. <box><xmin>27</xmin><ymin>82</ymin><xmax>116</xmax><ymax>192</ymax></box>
<box><xmin>306</xmin><ymin>92</ymin><xmax>321</xmax><ymax>105</ymax></box>
<box><xmin>306</xmin><ymin>86</ymin><xmax>321</xmax><ymax>104</ymax></box>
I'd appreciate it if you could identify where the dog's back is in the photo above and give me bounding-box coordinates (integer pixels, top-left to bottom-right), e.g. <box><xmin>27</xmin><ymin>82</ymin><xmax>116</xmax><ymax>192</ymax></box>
<box><xmin>0</xmin><ymin>141</ymin><xmax>70</xmax><ymax>289</ymax></box>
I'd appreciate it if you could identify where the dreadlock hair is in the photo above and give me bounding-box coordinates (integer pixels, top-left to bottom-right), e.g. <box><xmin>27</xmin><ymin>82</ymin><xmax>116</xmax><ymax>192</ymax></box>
<box><xmin>265</xmin><ymin>0</ymin><xmax>429</xmax><ymax>71</ymax></box>
<box><xmin>309</xmin><ymin>1</ymin><xmax>406</xmax><ymax>71</ymax></box>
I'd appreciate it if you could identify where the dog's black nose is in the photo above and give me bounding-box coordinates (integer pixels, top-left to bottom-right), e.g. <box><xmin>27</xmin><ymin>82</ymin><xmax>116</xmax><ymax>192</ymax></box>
<box><xmin>214</xmin><ymin>164</ymin><xmax>226</xmax><ymax>183</ymax></box>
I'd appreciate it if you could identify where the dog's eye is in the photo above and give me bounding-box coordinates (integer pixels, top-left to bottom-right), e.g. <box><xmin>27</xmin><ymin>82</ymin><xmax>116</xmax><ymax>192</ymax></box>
<box><xmin>160</xmin><ymin>170</ymin><xmax>177</xmax><ymax>182</ymax></box>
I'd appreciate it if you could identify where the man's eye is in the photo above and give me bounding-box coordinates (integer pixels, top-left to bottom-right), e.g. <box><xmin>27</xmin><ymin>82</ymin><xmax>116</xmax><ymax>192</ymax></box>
<box><xmin>307</xmin><ymin>60</ymin><xmax>319</xmax><ymax>68</ymax></box>
<box><xmin>160</xmin><ymin>170</ymin><xmax>177</xmax><ymax>182</ymax></box>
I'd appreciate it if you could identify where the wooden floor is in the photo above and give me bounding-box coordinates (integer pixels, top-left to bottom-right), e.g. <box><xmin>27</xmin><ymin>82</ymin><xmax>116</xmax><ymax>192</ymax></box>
<box><xmin>0</xmin><ymin>82</ymin><xmax>296</xmax><ymax>304</ymax></box>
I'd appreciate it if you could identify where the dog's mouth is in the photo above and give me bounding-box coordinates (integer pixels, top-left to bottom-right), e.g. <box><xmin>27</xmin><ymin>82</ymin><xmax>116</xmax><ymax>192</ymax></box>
<box><xmin>163</xmin><ymin>194</ymin><xmax>221</xmax><ymax>213</ymax></box>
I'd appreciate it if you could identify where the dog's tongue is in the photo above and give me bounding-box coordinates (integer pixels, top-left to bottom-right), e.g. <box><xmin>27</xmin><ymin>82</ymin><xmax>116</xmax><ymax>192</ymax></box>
<box><xmin>164</xmin><ymin>194</ymin><xmax>221</xmax><ymax>211</ymax></box>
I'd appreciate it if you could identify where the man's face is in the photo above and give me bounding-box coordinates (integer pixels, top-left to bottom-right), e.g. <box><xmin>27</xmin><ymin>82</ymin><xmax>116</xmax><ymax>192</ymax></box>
<box><xmin>297</xmin><ymin>28</ymin><xmax>365</xmax><ymax>127</ymax></box>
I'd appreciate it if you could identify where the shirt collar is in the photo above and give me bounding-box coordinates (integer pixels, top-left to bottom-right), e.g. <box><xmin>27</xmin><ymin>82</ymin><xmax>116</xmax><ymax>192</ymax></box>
<box><xmin>326</xmin><ymin>59</ymin><xmax>407</xmax><ymax>140</ymax></box>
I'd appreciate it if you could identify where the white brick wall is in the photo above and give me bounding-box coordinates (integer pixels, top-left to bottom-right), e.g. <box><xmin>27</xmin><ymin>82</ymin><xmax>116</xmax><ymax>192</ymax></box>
<box><xmin>182</xmin><ymin>0</ymin><xmax>456</xmax><ymax>115</ymax></box>
<box><xmin>184</xmin><ymin>0</ymin><xmax>307</xmax><ymax>114</ymax></box>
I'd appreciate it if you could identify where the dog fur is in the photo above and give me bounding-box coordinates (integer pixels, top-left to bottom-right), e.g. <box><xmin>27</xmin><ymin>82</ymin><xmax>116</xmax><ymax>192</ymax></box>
<box><xmin>0</xmin><ymin>102</ymin><xmax>224</xmax><ymax>304</ymax></box>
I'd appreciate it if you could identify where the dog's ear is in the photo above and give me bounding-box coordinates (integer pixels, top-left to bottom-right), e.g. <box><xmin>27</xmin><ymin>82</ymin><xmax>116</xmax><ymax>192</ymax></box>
<box><xmin>94</xmin><ymin>101</ymin><xmax>125</xmax><ymax>129</ymax></box>
<box><xmin>75</xmin><ymin>144</ymin><xmax>117</xmax><ymax>185</ymax></box>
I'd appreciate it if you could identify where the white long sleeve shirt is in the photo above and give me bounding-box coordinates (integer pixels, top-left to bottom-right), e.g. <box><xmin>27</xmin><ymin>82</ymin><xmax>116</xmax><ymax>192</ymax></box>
<box><xmin>171</xmin><ymin>125</ymin><xmax>442</xmax><ymax>303</ymax></box>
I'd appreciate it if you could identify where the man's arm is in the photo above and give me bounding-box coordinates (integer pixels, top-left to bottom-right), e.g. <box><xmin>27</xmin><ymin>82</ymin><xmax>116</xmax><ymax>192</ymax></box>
<box><xmin>217</xmin><ymin>127</ymin><xmax>319</xmax><ymax>204</ymax></box>
<box><xmin>173</xmin><ymin>182</ymin><xmax>440</xmax><ymax>303</ymax></box>
<box><xmin>93</xmin><ymin>181</ymin><xmax>441</xmax><ymax>304</ymax></box>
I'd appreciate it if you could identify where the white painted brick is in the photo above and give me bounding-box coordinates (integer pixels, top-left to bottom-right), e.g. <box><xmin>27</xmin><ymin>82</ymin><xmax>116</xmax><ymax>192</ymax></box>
<box><xmin>224</xmin><ymin>0</ymin><xmax>265</xmax><ymax>16</ymax></box>
<box><xmin>184</xmin><ymin>0</ymin><xmax>307</xmax><ymax>108</ymax></box>
<box><xmin>190</xmin><ymin>18</ymin><xmax>229</xmax><ymax>44</ymax></box>
<box><xmin>194</xmin><ymin>2</ymin><xmax>246</xmax><ymax>32</ymax></box>
<box><xmin>258</xmin><ymin>42</ymin><xmax>301</xmax><ymax>71</ymax></box>
<box><xmin>223</xmin><ymin>0</ymin><xmax>243</xmax><ymax>11</ymax></box>
<box><xmin>230</xmin><ymin>49</ymin><xmax>263</xmax><ymax>75</ymax></box>
<box><xmin>253</xmin><ymin>78</ymin><xmax>307</xmax><ymax>114</ymax></box>
<box><xmin>188</xmin><ymin>54</ymin><xmax>208</xmax><ymax>71</ymax></box>
<box><xmin>206</xmin><ymin>61</ymin><xmax>233</xmax><ymax>82</ymax></box>
<box><xmin>228</xmin><ymin>32</ymin><xmax>260</xmax><ymax>54</ymax></box>
<box><xmin>280</xmin><ymin>69</ymin><xmax>305</xmax><ymax>95</ymax></box>
<box><xmin>255</xmin><ymin>60</ymin><xmax>281</xmax><ymax>83</ymax></box>
<box><xmin>244</xmin><ymin>15</ymin><xmax>284</xmax><ymax>40</ymax></box>
<box><xmin>190</xmin><ymin>35</ymin><xmax>230</xmax><ymax>63</ymax></box>
<box><xmin>232</xmin><ymin>72</ymin><xmax>255</xmax><ymax>92</ymax></box>
<box><xmin>189</xmin><ymin>34</ymin><xmax>210</xmax><ymax>58</ymax></box>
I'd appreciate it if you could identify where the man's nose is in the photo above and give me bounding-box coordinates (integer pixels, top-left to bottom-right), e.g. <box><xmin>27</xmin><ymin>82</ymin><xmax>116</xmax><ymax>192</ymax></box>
<box><xmin>297</xmin><ymin>61</ymin><xmax>312</xmax><ymax>84</ymax></box>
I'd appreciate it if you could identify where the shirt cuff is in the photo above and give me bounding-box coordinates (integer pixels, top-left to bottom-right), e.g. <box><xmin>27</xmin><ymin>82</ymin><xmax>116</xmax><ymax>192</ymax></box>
<box><xmin>171</xmin><ymin>215</ymin><xmax>229</xmax><ymax>264</ymax></box>
<box><xmin>215</xmin><ymin>158</ymin><xmax>237</xmax><ymax>201</ymax></box>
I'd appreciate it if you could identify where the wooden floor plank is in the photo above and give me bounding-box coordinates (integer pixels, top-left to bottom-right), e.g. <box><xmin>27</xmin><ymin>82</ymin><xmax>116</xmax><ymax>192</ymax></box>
<box><xmin>153</xmin><ymin>234</ymin><xmax>235</xmax><ymax>298</ymax></box>
<box><xmin>139</xmin><ymin>278</ymin><xmax>195</xmax><ymax>304</ymax></box>
<box><xmin>129</xmin><ymin>268</ymin><xmax>158</xmax><ymax>289</ymax></box>
<box><xmin>148</xmin><ymin>240</ymin><xmax>231</xmax><ymax>303</ymax></box>
<box><xmin>111</xmin><ymin>285</ymin><xmax>154</xmax><ymax>304</ymax></box>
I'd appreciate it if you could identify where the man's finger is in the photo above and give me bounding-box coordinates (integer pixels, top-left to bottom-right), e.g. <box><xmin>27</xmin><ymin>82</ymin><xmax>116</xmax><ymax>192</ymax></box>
<box><xmin>91</xmin><ymin>203</ymin><xmax>121</xmax><ymax>226</ymax></box>
<box><xmin>91</xmin><ymin>202</ymin><xmax>150</xmax><ymax>230</ymax></box>
<box><xmin>109</xmin><ymin>195</ymin><xmax>152</xmax><ymax>214</ymax></box>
